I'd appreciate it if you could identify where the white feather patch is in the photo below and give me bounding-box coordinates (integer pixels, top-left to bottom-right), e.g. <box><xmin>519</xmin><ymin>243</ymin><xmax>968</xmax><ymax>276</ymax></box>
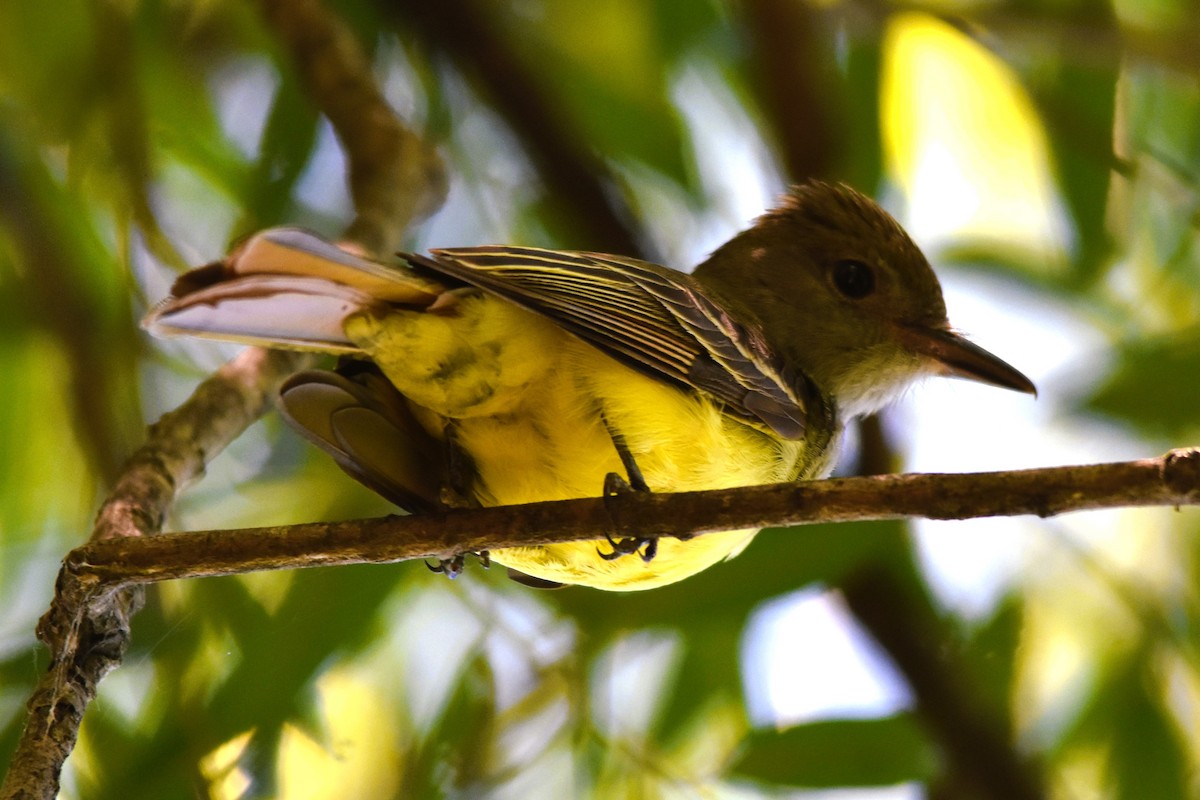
<box><xmin>146</xmin><ymin>276</ymin><xmax>368</xmax><ymax>352</ymax></box>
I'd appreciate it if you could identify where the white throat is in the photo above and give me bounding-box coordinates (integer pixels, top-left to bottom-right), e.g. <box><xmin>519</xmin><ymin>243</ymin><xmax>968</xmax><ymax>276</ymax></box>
<box><xmin>829</xmin><ymin>347</ymin><xmax>929</xmax><ymax>422</ymax></box>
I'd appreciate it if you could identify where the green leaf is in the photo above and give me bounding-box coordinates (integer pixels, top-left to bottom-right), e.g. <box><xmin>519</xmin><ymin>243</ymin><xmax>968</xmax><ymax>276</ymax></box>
<box><xmin>0</xmin><ymin>117</ymin><xmax>144</xmax><ymax>483</ymax></box>
<box><xmin>1036</xmin><ymin>68</ymin><xmax>1117</xmax><ymax>283</ymax></box>
<box><xmin>240</xmin><ymin>79</ymin><xmax>321</xmax><ymax>230</ymax></box>
<box><xmin>652</xmin><ymin>624</ymin><xmax>744</xmax><ymax>743</ymax></box>
<box><xmin>1123</xmin><ymin>61</ymin><xmax>1200</xmax><ymax>187</ymax></box>
<box><xmin>135</xmin><ymin>7</ymin><xmax>252</xmax><ymax>201</ymax></box>
<box><xmin>1108</xmin><ymin>678</ymin><xmax>1189</xmax><ymax>800</ymax></box>
<box><xmin>839</xmin><ymin>29</ymin><xmax>885</xmax><ymax>190</ymax></box>
<box><xmin>87</xmin><ymin>567</ymin><xmax>410</xmax><ymax>797</ymax></box>
<box><xmin>1083</xmin><ymin>327</ymin><xmax>1200</xmax><ymax>439</ymax></box>
<box><xmin>402</xmin><ymin>652</ymin><xmax>497</xmax><ymax>797</ymax></box>
<box><xmin>649</xmin><ymin>0</ymin><xmax>725</xmax><ymax>62</ymax></box>
<box><xmin>76</xmin><ymin>710</ymin><xmax>196</xmax><ymax>800</ymax></box>
<box><xmin>732</xmin><ymin>714</ymin><xmax>937</xmax><ymax>788</ymax></box>
<box><xmin>0</xmin><ymin>0</ymin><xmax>96</xmax><ymax>142</ymax></box>
<box><xmin>207</xmin><ymin>565</ymin><xmax>404</xmax><ymax>735</ymax></box>
<box><xmin>0</xmin><ymin>647</ymin><xmax>47</xmax><ymax>774</ymax></box>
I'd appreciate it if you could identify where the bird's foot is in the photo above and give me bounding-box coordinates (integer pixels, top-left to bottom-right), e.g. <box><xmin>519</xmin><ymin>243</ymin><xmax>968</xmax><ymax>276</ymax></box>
<box><xmin>426</xmin><ymin>550</ymin><xmax>490</xmax><ymax>579</ymax></box>
<box><xmin>598</xmin><ymin>471</ymin><xmax>657</xmax><ymax>563</ymax></box>
<box><xmin>598</xmin><ymin>534</ymin><xmax>658</xmax><ymax>563</ymax></box>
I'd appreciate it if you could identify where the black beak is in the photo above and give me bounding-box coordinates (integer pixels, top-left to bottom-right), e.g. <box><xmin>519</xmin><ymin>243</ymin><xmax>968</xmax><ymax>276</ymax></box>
<box><xmin>895</xmin><ymin>324</ymin><xmax>1037</xmax><ymax>396</ymax></box>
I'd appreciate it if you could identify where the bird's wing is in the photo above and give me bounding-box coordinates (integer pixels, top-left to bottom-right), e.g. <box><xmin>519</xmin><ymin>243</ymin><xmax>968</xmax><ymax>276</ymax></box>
<box><xmin>410</xmin><ymin>246</ymin><xmax>817</xmax><ymax>440</ymax></box>
<box><xmin>277</xmin><ymin>364</ymin><xmax>449</xmax><ymax>513</ymax></box>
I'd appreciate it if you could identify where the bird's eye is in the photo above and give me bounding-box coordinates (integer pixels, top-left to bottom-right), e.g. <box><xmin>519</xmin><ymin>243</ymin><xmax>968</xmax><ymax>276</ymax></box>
<box><xmin>832</xmin><ymin>260</ymin><xmax>875</xmax><ymax>299</ymax></box>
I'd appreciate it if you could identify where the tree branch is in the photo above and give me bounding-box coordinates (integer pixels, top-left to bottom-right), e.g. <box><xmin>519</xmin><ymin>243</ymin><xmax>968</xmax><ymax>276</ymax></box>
<box><xmin>30</xmin><ymin>446</ymin><xmax>1185</xmax><ymax>800</ymax></box>
<box><xmin>8</xmin><ymin>444</ymin><xmax>1191</xmax><ymax>797</ymax></box>
<box><xmin>738</xmin><ymin>0</ymin><xmax>839</xmax><ymax>184</ymax></box>
<box><xmin>384</xmin><ymin>0</ymin><xmax>647</xmax><ymax>257</ymax></box>
<box><xmin>842</xmin><ymin>568</ymin><xmax>1044</xmax><ymax>800</ymax></box>
<box><xmin>52</xmin><ymin>448</ymin><xmax>1200</xmax><ymax>587</ymax></box>
<box><xmin>1</xmin><ymin>347</ymin><xmax>305</xmax><ymax>800</ymax></box>
<box><xmin>260</xmin><ymin>0</ymin><xmax>447</xmax><ymax>255</ymax></box>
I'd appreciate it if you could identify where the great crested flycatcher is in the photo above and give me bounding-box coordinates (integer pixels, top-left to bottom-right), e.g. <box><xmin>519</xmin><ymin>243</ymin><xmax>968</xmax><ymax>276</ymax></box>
<box><xmin>146</xmin><ymin>181</ymin><xmax>1035</xmax><ymax>591</ymax></box>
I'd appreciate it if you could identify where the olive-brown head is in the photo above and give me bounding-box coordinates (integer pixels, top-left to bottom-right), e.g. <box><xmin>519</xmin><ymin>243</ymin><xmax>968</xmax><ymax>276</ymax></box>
<box><xmin>693</xmin><ymin>182</ymin><xmax>1035</xmax><ymax>420</ymax></box>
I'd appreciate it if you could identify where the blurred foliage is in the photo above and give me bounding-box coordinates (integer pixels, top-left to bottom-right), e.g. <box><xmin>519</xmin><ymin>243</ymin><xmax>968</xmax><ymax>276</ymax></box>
<box><xmin>2</xmin><ymin>0</ymin><xmax>1199</xmax><ymax>798</ymax></box>
<box><xmin>732</xmin><ymin>714</ymin><xmax>938</xmax><ymax>787</ymax></box>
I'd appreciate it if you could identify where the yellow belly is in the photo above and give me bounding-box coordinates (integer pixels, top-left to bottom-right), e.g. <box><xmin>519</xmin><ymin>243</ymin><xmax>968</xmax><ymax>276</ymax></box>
<box><xmin>348</xmin><ymin>295</ymin><xmax>814</xmax><ymax>591</ymax></box>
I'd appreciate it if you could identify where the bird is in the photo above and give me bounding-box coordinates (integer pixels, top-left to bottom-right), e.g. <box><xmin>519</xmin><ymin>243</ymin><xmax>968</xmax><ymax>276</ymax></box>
<box><xmin>145</xmin><ymin>181</ymin><xmax>1035</xmax><ymax>591</ymax></box>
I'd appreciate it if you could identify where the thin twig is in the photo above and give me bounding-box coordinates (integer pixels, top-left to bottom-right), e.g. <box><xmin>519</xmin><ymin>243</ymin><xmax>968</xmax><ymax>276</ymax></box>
<box><xmin>52</xmin><ymin>447</ymin><xmax>1200</xmax><ymax>587</ymax></box>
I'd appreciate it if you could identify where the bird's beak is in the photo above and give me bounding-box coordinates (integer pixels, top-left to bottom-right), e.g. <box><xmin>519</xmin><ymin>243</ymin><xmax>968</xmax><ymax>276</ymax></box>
<box><xmin>894</xmin><ymin>323</ymin><xmax>1037</xmax><ymax>396</ymax></box>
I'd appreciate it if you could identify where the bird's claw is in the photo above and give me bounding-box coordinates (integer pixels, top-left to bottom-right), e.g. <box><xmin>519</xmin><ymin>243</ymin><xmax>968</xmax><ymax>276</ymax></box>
<box><xmin>599</xmin><ymin>470</ymin><xmax>657</xmax><ymax>562</ymax></box>
<box><xmin>597</xmin><ymin>533</ymin><xmax>658</xmax><ymax>562</ymax></box>
<box><xmin>425</xmin><ymin>550</ymin><xmax>490</xmax><ymax>579</ymax></box>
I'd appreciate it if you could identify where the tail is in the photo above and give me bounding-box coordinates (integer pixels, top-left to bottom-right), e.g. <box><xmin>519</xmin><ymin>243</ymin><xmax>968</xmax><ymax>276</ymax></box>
<box><xmin>143</xmin><ymin>228</ymin><xmax>447</xmax><ymax>353</ymax></box>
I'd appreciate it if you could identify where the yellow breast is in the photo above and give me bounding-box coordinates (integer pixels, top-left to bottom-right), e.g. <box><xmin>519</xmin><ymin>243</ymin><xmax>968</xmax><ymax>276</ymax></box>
<box><xmin>352</xmin><ymin>295</ymin><xmax>813</xmax><ymax>591</ymax></box>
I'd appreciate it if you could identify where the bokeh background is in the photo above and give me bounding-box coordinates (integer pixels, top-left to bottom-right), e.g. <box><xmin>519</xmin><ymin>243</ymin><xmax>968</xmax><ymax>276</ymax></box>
<box><xmin>2</xmin><ymin>0</ymin><xmax>1199</xmax><ymax>797</ymax></box>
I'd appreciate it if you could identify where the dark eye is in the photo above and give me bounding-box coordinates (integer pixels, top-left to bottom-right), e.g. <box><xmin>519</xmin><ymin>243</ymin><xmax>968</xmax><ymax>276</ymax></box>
<box><xmin>832</xmin><ymin>260</ymin><xmax>875</xmax><ymax>299</ymax></box>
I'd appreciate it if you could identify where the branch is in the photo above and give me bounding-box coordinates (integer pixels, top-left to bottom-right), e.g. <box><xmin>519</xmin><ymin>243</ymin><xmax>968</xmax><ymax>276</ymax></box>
<box><xmin>385</xmin><ymin>0</ymin><xmax>647</xmax><ymax>257</ymax></box>
<box><xmin>738</xmin><ymin>0</ymin><xmax>839</xmax><ymax>183</ymax></box>
<box><xmin>1</xmin><ymin>1</ymin><xmax>446</xmax><ymax>795</ymax></box>
<box><xmin>1</xmin><ymin>347</ymin><xmax>304</xmax><ymax>800</ymax></box>
<box><xmin>10</xmin><ymin>445</ymin><xmax>1192</xmax><ymax>795</ymax></box>
<box><xmin>842</xmin><ymin>568</ymin><xmax>1044</xmax><ymax>800</ymax></box>
<box><xmin>35</xmin><ymin>446</ymin><xmax>1188</xmax><ymax>800</ymax></box>
<box><xmin>54</xmin><ymin>448</ymin><xmax>1200</xmax><ymax>586</ymax></box>
<box><xmin>260</xmin><ymin>0</ymin><xmax>447</xmax><ymax>254</ymax></box>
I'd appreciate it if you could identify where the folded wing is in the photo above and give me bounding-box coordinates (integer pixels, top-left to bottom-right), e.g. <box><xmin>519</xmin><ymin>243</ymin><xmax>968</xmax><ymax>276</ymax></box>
<box><xmin>410</xmin><ymin>247</ymin><xmax>816</xmax><ymax>440</ymax></box>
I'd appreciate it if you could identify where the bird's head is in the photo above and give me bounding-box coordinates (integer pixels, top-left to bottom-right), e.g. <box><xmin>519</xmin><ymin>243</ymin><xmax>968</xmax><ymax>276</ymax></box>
<box><xmin>694</xmin><ymin>181</ymin><xmax>1035</xmax><ymax>420</ymax></box>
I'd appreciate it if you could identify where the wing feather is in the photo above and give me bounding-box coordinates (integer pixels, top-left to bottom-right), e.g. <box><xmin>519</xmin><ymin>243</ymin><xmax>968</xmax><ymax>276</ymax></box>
<box><xmin>409</xmin><ymin>246</ymin><xmax>814</xmax><ymax>439</ymax></box>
